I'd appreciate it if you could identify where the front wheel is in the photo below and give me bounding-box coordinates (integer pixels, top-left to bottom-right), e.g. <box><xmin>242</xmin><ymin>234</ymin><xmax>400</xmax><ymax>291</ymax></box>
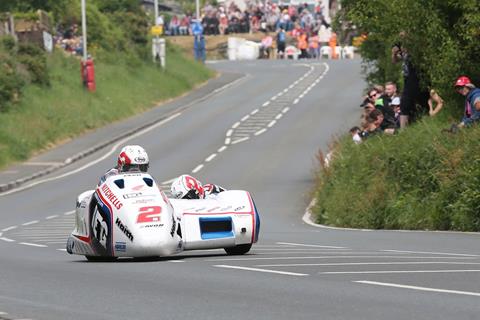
<box><xmin>224</xmin><ymin>244</ymin><xmax>252</xmax><ymax>255</ymax></box>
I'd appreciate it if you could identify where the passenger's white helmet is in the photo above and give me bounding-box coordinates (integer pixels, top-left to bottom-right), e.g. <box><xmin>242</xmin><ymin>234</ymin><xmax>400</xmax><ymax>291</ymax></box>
<box><xmin>117</xmin><ymin>145</ymin><xmax>149</xmax><ymax>173</ymax></box>
<box><xmin>171</xmin><ymin>175</ymin><xmax>205</xmax><ymax>199</ymax></box>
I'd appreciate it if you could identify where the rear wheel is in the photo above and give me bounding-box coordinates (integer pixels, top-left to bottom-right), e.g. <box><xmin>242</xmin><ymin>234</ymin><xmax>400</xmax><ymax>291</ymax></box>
<box><xmin>224</xmin><ymin>244</ymin><xmax>252</xmax><ymax>255</ymax></box>
<box><xmin>85</xmin><ymin>255</ymin><xmax>117</xmax><ymax>262</ymax></box>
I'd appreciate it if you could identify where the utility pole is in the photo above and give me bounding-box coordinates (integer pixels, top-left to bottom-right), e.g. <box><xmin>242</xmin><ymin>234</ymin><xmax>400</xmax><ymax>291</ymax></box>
<box><xmin>81</xmin><ymin>0</ymin><xmax>87</xmax><ymax>61</ymax></box>
<box><xmin>152</xmin><ymin>0</ymin><xmax>166</xmax><ymax>68</ymax></box>
<box><xmin>196</xmin><ymin>0</ymin><xmax>200</xmax><ymax>20</ymax></box>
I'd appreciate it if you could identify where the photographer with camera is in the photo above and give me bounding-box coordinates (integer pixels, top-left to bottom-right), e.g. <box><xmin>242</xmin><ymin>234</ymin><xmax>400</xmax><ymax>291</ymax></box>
<box><xmin>392</xmin><ymin>34</ymin><xmax>429</xmax><ymax>128</ymax></box>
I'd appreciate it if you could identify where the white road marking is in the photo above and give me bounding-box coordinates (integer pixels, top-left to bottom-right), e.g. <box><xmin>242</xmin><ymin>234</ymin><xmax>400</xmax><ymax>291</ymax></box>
<box><xmin>231</xmin><ymin>137</ymin><xmax>249</xmax><ymax>145</ymax></box>
<box><xmin>277</xmin><ymin>242</ymin><xmax>346</xmax><ymax>249</ymax></box>
<box><xmin>355</xmin><ymin>280</ymin><xmax>480</xmax><ymax>297</ymax></box>
<box><xmin>322</xmin><ymin>269</ymin><xmax>480</xmax><ymax>275</ymax></box>
<box><xmin>382</xmin><ymin>250</ymin><xmax>479</xmax><ymax>257</ymax></box>
<box><xmin>250</xmin><ymin>109</ymin><xmax>259</xmax><ymax>115</ymax></box>
<box><xmin>282</xmin><ymin>107</ymin><xmax>290</xmax><ymax>113</ymax></box>
<box><xmin>224</xmin><ymin>137</ymin><xmax>231</xmax><ymax>145</ymax></box>
<box><xmin>241</xmin><ymin>114</ymin><xmax>250</xmax><ymax>121</ymax></box>
<box><xmin>22</xmin><ymin>220</ymin><xmax>39</xmax><ymax>226</ymax></box>
<box><xmin>19</xmin><ymin>242</ymin><xmax>47</xmax><ymax>248</ymax></box>
<box><xmin>254</xmin><ymin>128</ymin><xmax>267</xmax><ymax>136</ymax></box>
<box><xmin>275</xmin><ymin>114</ymin><xmax>283</xmax><ymax>120</ymax></box>
<box><xmin>168</xmin><ymin>260</ymin><xmax>185</xmax><ymax>263</ymax></box>
<box><xmin>217</xmin><ymin>146</ymin><xmax>227</xmax><ymax>153</ymax></box>
<box><xmin>232</xmin><ymin>121</ymin><xmax>240</xmax><ymax>129</ymax></box>
<box><xmin>1</xmin><ymin>226</ymin><xmax>17</xmax><ymax>232</ymax></box>
<box><xmin>257</xmin><ymin>262</ymin><xmax>480</xmax><ymax>267</ymax></box>
<box><xmin>226</xmin><ymin>129</ymin><xmax>233</xmax><ymax>137</ymax></box>
<box><xmin>205</xmin><ymin>154</ymin><xmax>217</xmax><ymax>162</ymax></box>
<box><xmin>262</xmin><ymin>101</ymin><xmax>270</xmax><ymax>107</ymax></box>
<box><xmin>64</xmin><ymin>211</ymin><xmax>75</xmax><ymax>215</ymax></box>
<box><xmin>214</xmin><ymin>264</ymin><xmax>308</xmax><ymax>277</ymax></box>
<box><xmin>207</xmin><ymin>256</ymin><xmax>476</xmax><ymax>262</ymax></box>
<box><xmin>0</xmin><ymin>237</ymin><xmax>15</xmax><ymax>242</ymax></box>
<box><xmin>192</xmin><ymin>164</ymin><xmax>204</xmax><ymax>173</ymax></box>
<box><xmin>268</xmin><ymin>120</ymin><xmax>276</xmax><ymax>128</ymax></box>
<box><xmin>0</xmin><ymin>112</ymin><xmax>182</xmax><ymax>196</ymax></box>
<box><xmin>0</xmin><ymin>312</ymin><xmax>7</xmax><ymax>315</ymax></box>
<box><xmin>57</xmin><ymin>249</ymin><xmax>67</xmax><ymax>252</ymax></box>
<box><xmin>45</xmin><ymin>215</ymin><xmax>59</xmax><ymax>220</ymax></box>
<box><xmin>293</xmin><ymin>98</ymin><xmax>299</xmax><ymax>104</ymax></box>
<box><xmin>24</xmin><ymin>161</ymin><xmax>63</xmax><ymax>166</ymax></box>
<box><xmin>161</xmin><ymin>177</ymin><xmax>177</xmax><ymax>185</ymax></box>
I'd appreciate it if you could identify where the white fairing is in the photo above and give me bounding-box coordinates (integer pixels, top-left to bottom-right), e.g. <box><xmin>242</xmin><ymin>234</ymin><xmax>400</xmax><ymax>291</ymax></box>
<box><xmin>67</xmin><ymin>173</ymin><xmax>182</xmax><ymax>258</ymax></box>
<box><xmin>67</xmin><ymin>174</ymin><xmax>260</xmax><ymax>259</ymax></box>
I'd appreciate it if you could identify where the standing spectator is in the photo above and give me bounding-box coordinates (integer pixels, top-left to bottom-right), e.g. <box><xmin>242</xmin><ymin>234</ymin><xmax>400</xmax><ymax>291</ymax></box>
<box><xmin>392</xmin><ymin>34</ymin><xmax>429</xmax><ymax>128</ymax></box>
<box><xmin>260</xmin><ymin>32</ymin><xmax>273</xmax><ymax>59</ymax></box>
<box><xmin>276</xmin><ymin>27</ymin><xmax>286</xmax><ymax>59</ymax></box>
<box><xmin>219</xmin><ymin>12</ymin><xmax>229</xmax><ymax>35</ymax></box>
<box><xmin>297</xmin><ymin>31</ymin><xmax>309</xmax><ymax>59</ymax></box>
<box><xmin>454</xmin><ymin>76</ymin><xmax>480</xmax><ymax>127</ymax></box>
<box><xmin>308</xmin><ymin>33</ymin><xmax>319</xmax><ymax>59</ymax></box>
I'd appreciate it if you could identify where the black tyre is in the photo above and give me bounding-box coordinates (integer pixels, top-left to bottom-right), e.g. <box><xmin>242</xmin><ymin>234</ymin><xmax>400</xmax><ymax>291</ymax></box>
<box><xmin>85</xmin><ymin>255</ymin><xmax>118</xmax><ymax>262</ymax></box>
<box><xmin>224</xmin><ymin>244</ymin><xmax>252</xmax><ymax>255</ymax></box>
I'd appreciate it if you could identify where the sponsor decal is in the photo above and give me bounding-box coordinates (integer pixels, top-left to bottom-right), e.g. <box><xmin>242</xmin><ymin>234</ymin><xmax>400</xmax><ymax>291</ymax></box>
<box><xmin>234</xmin><ymin>206</ymin><xmax>246</xmax><ymax>211</ymax></box>
<box><xmin>116</xmin><ymin>218</ymin><xmax>134</xmax><ymax>242</ymax></box>
<box><xmin>141</xmin><ymin>223</ymin><xmax>164</xmax><ymax>228</ymax></box>
<box><xmin>133</xmin><ymin>199</ymin><xmax>154</xmax><ymax>204</ymax></box>
<box><xmin>101</xmin><ymin>184</ymin><xmax>123</xmax><ymax>210</ymax></box>
<box><xmin>123</xmin><ymin>192</ymin><xmax>143</xmax><ymax>199</ymax></box>
<box><xmin>115</xmin><ymin>242</ymin><xmax>127</xmax><ymax>252</ymax></box>
<box><xmin>134</xmin><ymin>156</ymin><xmax>147</xmax><ymax>163</ymax></box>
<box><xmin>220</xmin><ymin>206</ymin><xmax>233</xmax><ymax>211</ymax></box>
<box><xmin>208</xmin><ymin>206</ymin><xmax>221</xmax><ymax>212</ymax></box>
<box><xmin>195</xmin><ymin>207</ymin><xmax>207</xmax><ymax>212</ymax></box>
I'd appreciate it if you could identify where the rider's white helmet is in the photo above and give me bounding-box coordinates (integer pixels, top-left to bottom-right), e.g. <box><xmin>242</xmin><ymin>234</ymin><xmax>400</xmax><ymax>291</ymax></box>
<box><xmin>171</xmin><ymin>175</ymin><xmax>205</xmax><ymax>199</ymax></box>
<box><xmin>117</xmin><ymin>145</ymin><xmax>149</xmax><ymax>173</ymax></box>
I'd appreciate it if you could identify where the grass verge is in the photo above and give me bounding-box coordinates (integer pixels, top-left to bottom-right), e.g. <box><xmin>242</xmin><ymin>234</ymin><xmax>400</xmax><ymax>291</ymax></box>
<box><xmin>0</xmin><ymin>44</ymin><xmax>214</xmax><ymax>168</ymax></box>
<box><xmin>313</xmin><ymin>115</ymin><xmax>480</xmax><ymax>232</ymax></box>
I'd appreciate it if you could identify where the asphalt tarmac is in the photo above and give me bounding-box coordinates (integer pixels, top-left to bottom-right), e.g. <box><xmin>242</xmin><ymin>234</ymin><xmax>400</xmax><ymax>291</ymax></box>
<box><xmin>0</xmin><ymin>59</ymin><xmax>479</xmax><ymax>320</ymax></box>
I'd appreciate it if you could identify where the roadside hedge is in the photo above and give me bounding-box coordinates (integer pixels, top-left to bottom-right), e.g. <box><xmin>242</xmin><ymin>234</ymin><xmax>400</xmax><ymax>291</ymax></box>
<box><xmin>314</xmin><ymin>1</ymin><xmax>480</xmax><ymax>231</ymax></box>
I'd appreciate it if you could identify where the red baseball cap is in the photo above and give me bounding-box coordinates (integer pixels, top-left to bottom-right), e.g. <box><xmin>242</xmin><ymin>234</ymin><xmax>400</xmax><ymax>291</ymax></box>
<box><xmin>454</xmin><ymin>76</ymin><xmax>472</xmax><ymax>87</ymax></box>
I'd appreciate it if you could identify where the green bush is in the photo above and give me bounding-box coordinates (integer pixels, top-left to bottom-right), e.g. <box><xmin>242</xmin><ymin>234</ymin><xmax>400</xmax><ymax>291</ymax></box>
<box><xmin>17</xmin><ymin>43</ymin><xmax>50</xmax><ymax>86</ymax></box>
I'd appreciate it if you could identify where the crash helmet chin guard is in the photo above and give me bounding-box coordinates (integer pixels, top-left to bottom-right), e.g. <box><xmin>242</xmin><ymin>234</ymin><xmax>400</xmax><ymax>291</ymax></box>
<box><xmin>171</xmin><ymin>175</ymin><xmax>205</xmax><ymax>199</ymax></box>
<box><xmin>117</xmin><ymin>145</ymin><xmax>149</xmax><ymax>173</ymax></box>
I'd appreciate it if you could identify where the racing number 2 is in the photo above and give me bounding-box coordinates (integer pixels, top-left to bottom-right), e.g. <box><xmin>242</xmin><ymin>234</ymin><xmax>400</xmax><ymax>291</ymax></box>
<box><xmin>137</xmin><ymin>206</ymin><xmax>162</xmax><ymax>223</ymax></box>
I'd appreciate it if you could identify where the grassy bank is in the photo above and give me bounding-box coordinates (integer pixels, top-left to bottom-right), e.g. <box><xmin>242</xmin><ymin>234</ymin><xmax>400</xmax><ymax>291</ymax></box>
<box><xmin>0</xmin><ymin>44</ymin><xmax>213</xmax><ymax>168</ymax></box>
<box><xmin>313</xmin><ymin>115</ymin><xmax>480</xmax><ymax>232</ymax></box>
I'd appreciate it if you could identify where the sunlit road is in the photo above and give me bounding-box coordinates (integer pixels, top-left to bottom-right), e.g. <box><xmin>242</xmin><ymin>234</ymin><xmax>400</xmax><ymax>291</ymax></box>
<box><xmin>0</xmin><ymin>59</ymin><xmax>479</xmax><ymax>320</ymax></box>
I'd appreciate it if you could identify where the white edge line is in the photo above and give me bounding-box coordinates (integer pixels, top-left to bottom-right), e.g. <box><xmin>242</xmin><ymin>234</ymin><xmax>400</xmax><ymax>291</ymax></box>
<box><xmin>205</xmin><ymin>154</ymin><xmax>217</xmax><ymax>162</ymax></box>
<box><xmin>382</xmin><ymin>249</ymin><xmax>479</xmax><ymax>257</ymax></box>
<box><xmin>254</xmin><ymin>128</ymin><xmax>267</xmax><ymax>136</ymax></box>
<box><xmin>161</xmin><ymin>177</ymin><xmax>177</xmax><ymax>185</ymax></box>
<box><xmin>251</xmin><ymin>109</ymin><xmax>259</xmax><ymax>115</ymax></box>
<box><xmin>241</xmin><ymin>114</ymin><xmax>250</xmax><ymax>121</ymax></box>
<box><xmin>64</xmin><ymin>210</ymin><xmax>75</xmax><ymax>215</ymax></box>
<box><xmin>323</xmin><ymin>270</ymin><xmax>480</xmax><ymax>275</ymax></box>
<box><xmin>22</xmin><ymin>220</ymin><xmax>39</xmax><ymax>226</ymax></box>
<box><xmin>231</xmin><ymin>137</ymin><xmax>250</xmax><ymax>145</ymax></box>
<box><xmin>303</xmin><ymin>198</ymin><xmax>480</xmax><ymax>235</ymax></box>
<box><xmin>217</xmin><ymin>146</ymin><xmax>227</xmax><ymax>153</ymax></box>
<box><xmin>293</xmin><ymin>99</ymin><xmax>299</xmax><ymax>105</ymax></box>
<box><xmin>282</xmin><ymin>107</ymin><xmax>290</xmax><ymax>113</ymax></box>
<box><xmin>0</xmin><ymin>237</ymin><xmax>14</xmax><ymax>242</ymax></box>
<box><xmin>268</xmin><ymin>120</ymin><xmax>276</xmax><ymax>128</ymax></box>
<box><xmin>355</xmin><ymin>280</ymin><xmax>480</xmax><ymax>297</ymax></box>
<box><xmin>20</xmin><ymin>242</ymin><xmax>47</xmax><ymax>248</ymax></box>
<box><xmin>275</xmin><ymin>114</ymin><xmax>283</xmax><ymax>120</ymax></box>
<box><xmin>214</xmin><ymin>265</ymin><xmax>308</xmax><ymax>277</ymax></box>
<box><xmin>45</xmin><ymin>215</ymin><xmax>59</xmax><ymax>220</ymax></box>
<box><xmin>192</xmin><ymin>164</ymin><xmax>204</xmax><ymax>174</ymax></box>
<box><xmin>0</xmin><ymin>112</ymin><xmax>182</xmax><ymax>197</ymax></box>
<box><xmin>1</xmin><ymin>226</ymin><xmax>18</xmax><ymax>232</ymax></box>
<box><xmin>57</xmin><ymin>248</ymin><xmax>67</xmax><ymax>252</ymax></box>
<box><xmin>276</xmin><ymin>242</ymin><xmax>346</xmax><ymax>249</ymax></box>
<box><xmin>225</xmin><ymin>138</ymin><xmax>231</xmax><ymax>145</ymax></box>
<box><xmin>258</xmin><ymin>262</ymin><xmax>480</xmax><ymax>267</ymax></box>
<box><xmin>226</xmin><ymin>129</ymin><xmax>233</xmax><ymax>137</ymax></box>
<box><xmin>262</xmin><ymin>101</ymin><xmax>270</xmax><ymax>107</ymax></box>
<box><xmin>232</xmin><ymin>122</ymin><xmax>240</xmax><ymax>129</ymax></box>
